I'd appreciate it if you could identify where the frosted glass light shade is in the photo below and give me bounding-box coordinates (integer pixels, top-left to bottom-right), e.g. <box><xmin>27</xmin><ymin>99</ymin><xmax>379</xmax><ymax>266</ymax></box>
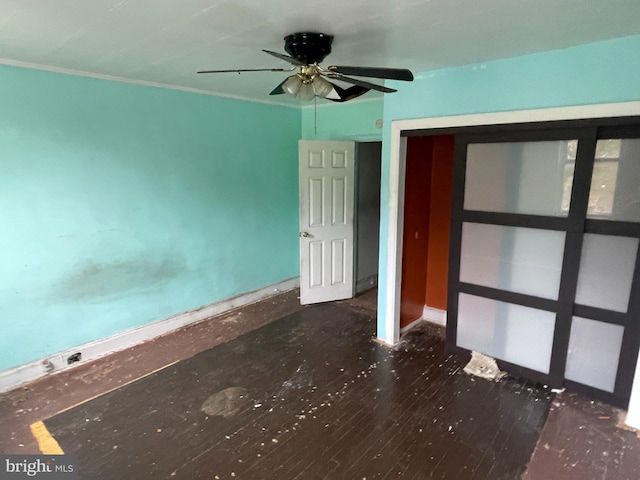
<box><xmin>297</xmin><ymin>82</ymin><xmax>315</xmax><ymax>101</ymax></box>
<box><xmin>282</xmin><ymin>75</ymin><xmax>302</xmax><ymax>96</ymax></box>
<box><xmin>282</xmin><ymin>74</ymin><xmax>333</xmax><ymax>101</ymax></box>
<box><xmin>313</xmin><ymin>76</ymin><xmax>333</xmax><ymax>97</ymax></box>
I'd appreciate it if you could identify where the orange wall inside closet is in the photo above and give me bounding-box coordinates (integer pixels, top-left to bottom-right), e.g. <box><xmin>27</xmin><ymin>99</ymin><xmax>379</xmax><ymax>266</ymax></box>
<box><xmin>399</xmin><ymin>135</ymin><xmax>455</xmax><ymax>328</ymax></box>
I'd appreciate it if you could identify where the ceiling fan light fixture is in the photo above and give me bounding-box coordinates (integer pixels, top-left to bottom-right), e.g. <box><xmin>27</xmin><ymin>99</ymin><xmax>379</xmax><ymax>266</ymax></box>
<box><xmin>282</xmin><ymin>74</ymin><xmax>316</xmax><ymax>101</ymax></box>
<box><xmin>282</xmin><ymin>73</ymin><xmax>332</xmax><ymax>101</ymax></box>
<box><xmin>312</xmin><ymin>75</ymin><xmax>333</xmax><ymax>98</ymax></box>
<box><xmin>282</xmin><ymin>75</ymin><xmax>302</xmax><ymax>96</ymax></box>
<box><xmin>296</xmin><ymin>82</ymin><xmax>315</xmax><ymax>101</ymax></box>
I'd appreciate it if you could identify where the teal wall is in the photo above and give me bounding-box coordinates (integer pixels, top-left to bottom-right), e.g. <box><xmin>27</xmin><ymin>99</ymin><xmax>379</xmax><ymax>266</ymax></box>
<box><xmin>377</xmin><ymin>35</ymin><xmax>640</xmax><ymax>340</ymax></box>
<box><xmin>301</xmin><ymin>98</ymin><xmax>383</xmax><ymax>141</ymax></box>
<box><xmin>0</xmin><ymin>65</ymin><xmax>301</xmax><ymax>370</ymax></box>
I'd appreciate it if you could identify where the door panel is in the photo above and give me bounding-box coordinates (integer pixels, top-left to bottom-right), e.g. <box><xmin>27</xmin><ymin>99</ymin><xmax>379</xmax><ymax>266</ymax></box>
<box><xmin>574</xmin><ymin>234</ymin><xmax>639</xmax><ymax>312</ymax></box>
<box><xmin>586</xmin><ymin>138</ymin><xmax>640</xmax><ymax>222</ymax></box>
<box><xmin>309</xmin><ymin>178</ymin><xmax>324</xmax><ymax>226</ymax></box>
<box><xmin>463</xmin><ymin>140</ymin><xmax>574</xmax><ymax>216</ymax></box>
<box><xmin>565</xmin><ymin>317</ymin><xmax>625</xmax><ymax>392</ymax></box>
<box><xmin>457</xmin><ymin>293</ymin><xmax>556</xmax><ymax>374</ymax></box>
<box><xmin>459</xmin><ymin>222</ymin><xmax>566</xmax><ymax>300</ymax></box>
<box><xmin>332</xmin><ymin>177</ymin><xmax>346</xmax><ymax>225</ymax></box>
<box><xmin>331</xmin><ymin>239</ymin><xmax>346</xmax><ymax>284</ymax></box>
<box><xmin>299</xmin><ymin>140</ymin><xmax>355</xmax><ymax>305</ymax></box>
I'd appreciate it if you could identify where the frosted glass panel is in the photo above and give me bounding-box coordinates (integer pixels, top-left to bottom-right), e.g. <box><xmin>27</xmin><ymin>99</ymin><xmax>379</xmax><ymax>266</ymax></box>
<box><xmin>575</xmin><ymin>234</ymin><xmax>639</xmax><ymax>312</ymax></box>
<box><xmin>457</xmin><ymin>293</ymin><xmax>556</xmax><ymax>373</ymax></box>
<box><xmin>464</xmin><ymin>140</ymin><xmax>574</xmax><ymax>216</ymax></box>
<box><xmin>587</xmin><ymin>139</ymin><xmax>640</xmax><ymax>222</ymax></box>
<box><xmin>460</xmin><ymin>223</ymin><xmax>565</xmax><ymax>299</ymax></box>
<box><xmin>565</xmin><ymin>317</ymin><xmax>624</xmax><ymax>392</ymax></box>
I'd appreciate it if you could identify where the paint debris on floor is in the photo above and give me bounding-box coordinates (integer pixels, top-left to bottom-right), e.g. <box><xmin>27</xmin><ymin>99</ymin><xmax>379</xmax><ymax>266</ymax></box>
<box><xmin>463</xmin><ymin>351</ymin><xmax>507</xmax><ymax>382</ymax></box>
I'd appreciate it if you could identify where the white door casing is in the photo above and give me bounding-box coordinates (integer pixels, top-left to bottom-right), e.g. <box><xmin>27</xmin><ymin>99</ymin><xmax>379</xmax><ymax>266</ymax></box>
<box><xmin>299</xmin><ymin>140</ymin><xmax>355</xmax><ymax>305</ymax></box>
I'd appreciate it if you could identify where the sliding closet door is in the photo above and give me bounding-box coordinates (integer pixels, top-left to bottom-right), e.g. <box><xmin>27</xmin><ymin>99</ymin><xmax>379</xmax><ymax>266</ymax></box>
<box><xmin>448</xmin><ymin>131</ymin><xmax>581</xmax><ymax>385</ymax></box>
<box><xmin>447</xmin><ymin>124</ymin><xmax>640</xmax><ymax>406</ymax></box>
<box><xmin>564</xmin><ymin>135</ymin><xmax>640</xmax><ymax>400</ymax></box>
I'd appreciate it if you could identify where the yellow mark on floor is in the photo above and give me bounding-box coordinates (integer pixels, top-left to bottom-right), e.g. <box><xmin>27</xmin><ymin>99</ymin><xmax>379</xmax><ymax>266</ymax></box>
<box><xmin>30</xmin><ymin>421</ymin><xmax>64</xmax><ymax>455</ymax></box>
<box><xmin>29</xmin><ymin>360</ymin><xmax>182</xmax><ymax>455</ymax></box>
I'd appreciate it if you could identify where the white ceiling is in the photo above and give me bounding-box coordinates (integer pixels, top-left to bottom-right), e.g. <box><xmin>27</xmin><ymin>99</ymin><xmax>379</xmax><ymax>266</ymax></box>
<box><xmin>1</xmin><ymin>0</ymin><xmax>639</xmax><ymax>106</ymax></box>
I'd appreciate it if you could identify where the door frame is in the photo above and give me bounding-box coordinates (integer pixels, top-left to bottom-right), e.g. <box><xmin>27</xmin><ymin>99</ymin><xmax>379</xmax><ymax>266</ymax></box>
<box><xmin>380</xmin><ymin>101</ymin><xmax>640</xmax><ymax>346</ymax></box>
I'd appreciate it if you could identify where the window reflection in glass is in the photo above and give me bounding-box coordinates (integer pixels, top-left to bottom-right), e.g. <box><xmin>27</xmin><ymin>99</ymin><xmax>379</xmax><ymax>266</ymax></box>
<box><xmin>562</xmin><ymin>139</ymin><xmax>640</xmax><ymax>222</ymax></box>
<box><xmin>589</xmin><ymin>161</ymin><xmax>619</xmax><ymax>215</ymax></box>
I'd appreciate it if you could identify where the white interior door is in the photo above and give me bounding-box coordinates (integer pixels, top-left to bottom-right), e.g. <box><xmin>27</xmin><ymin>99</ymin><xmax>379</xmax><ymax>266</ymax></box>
<box><xmin>299</xmin><ymin>140</ymin><xmax>355</xmax><ymax>305</ymax></box>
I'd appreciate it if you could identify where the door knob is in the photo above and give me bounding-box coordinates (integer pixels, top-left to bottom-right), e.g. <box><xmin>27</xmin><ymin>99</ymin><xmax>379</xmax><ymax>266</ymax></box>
<box><xmin>300</xmin><ymin>231</ymin><xmax>311</xmax><ymax>238</ymax></box>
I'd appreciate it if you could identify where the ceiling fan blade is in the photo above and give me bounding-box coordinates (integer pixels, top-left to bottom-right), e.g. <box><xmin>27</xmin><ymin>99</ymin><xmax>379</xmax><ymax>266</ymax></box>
<box><xmin>325</xmin><ymin>73</ymin><xmax>397</xmax><ymax>93</ymax></box>
<box><xmin>269</xmin><ymin>78</ymin><xmax>288</xmax><ymax>95</ymax></box>
<box><xmin>197</xmin><ymin>68</ymin><xmax>290</xmax><ymax>74</ymax></box>
<box><xmin>327</xmin><ymin>66</ymin><xmax>414</xmax><ymax>81</ymax></box>
<box><xmin>325</xmin><ymin>83</ymin><xmax>370</xmax><ymax>103</ymax></box>
<box><xmin>262</xmin><ymin>49</ymin><xmax>305</xmax><ymax>67</ymax></box>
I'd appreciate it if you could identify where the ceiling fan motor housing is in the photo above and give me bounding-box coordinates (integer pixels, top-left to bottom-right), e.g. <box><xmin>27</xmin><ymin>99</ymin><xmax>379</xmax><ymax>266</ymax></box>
<box><xmin>284</xmin><ymin>32</ymin><xmax>333</xmax><ymax>64</ymax></box>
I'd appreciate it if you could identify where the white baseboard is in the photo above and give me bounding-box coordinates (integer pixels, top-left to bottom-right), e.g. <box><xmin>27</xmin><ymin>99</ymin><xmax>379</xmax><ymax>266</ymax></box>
<box><xmin>399</xmin><ymin>306</ymin><xmax>447</xmax><ymax>336</ymax></box>
<box><xmin>0</xmin><ymin>277</ymin><xmax>299</xmax><ymax>393</ymax></box>
<box><xmin>422</xmin><ymin>306</ymin><xmax>447</xmax><ymax>327</ymax></box>
<box><xmin>400</xmin><ymin>317</ymin><xmax>424</xmax><ymax>334</ymax></box>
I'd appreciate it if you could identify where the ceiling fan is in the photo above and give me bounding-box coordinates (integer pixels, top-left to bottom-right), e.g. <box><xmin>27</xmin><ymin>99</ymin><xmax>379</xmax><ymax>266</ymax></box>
<box><xmin>197</xmin><ymin>32</ymin><xmax>414</xmax><ymax>102</ymax></box>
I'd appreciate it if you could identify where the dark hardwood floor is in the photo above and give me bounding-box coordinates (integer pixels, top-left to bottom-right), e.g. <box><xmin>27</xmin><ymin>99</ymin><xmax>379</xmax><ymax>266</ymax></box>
<box><xmin>41</xmin><ymin>300</ymin><xmax>551</xmax><ymax>479</ymax></box>
<box><xmin>523</xmin><ymin>391</ymin><xmax>640</xmax><ymax>480</ymax></box>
